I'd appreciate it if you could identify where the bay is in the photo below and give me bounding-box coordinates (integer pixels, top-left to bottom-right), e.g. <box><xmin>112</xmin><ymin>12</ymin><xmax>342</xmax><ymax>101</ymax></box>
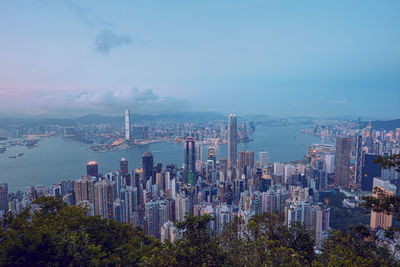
<box><xmin>0</xmin><ymin>125</ymin><xmax>331</xmax><ymax>192</ymax></box>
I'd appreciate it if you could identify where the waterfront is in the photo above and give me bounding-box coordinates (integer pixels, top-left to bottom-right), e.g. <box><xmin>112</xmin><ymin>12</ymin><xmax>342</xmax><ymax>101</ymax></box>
<box><xmin>0</xmin><ymin>125</ymin><xmax>332</xmax><ymax>192</ymax></box>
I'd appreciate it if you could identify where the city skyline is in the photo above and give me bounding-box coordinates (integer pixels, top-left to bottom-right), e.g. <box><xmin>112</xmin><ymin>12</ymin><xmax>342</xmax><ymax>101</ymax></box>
<box><xmin>0</xmin><ymin>1</ymin><xmax>399</xmax><ymax>118</ymax></box>
<box><xmin>1</xmin><ymin>1</ymin><xmax>400</xmax><ymax>264</ymax></box>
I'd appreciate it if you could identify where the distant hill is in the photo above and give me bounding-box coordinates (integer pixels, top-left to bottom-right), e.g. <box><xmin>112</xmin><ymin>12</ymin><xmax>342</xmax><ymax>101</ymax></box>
<box><xmin>360</xmin><ymin>119</ymin><xmax>400</xmax><ymax>130</ymax></box>
<box><xmin>0</xmin><ymin>112</ymin><xmax>226</xmax><ymax>126</ymax></box>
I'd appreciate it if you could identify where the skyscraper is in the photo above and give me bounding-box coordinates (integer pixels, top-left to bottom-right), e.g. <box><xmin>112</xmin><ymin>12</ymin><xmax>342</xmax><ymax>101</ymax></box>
<box><xmin>238</xmin><ymin>150</ymin><xmax>246</xmax><ymax>169</ymax></box>
<box><xmin>142</xmin><ymin>152</ymin><xmax>154</xmax><ymax>182</ymax></box>
<box><xmin>120</xmin><ymin>158</ymin><xmax>129</xmax><ymax>176</ymax></box>
<box><xmin>94</xmin><ymin>178</ymin><xmax>114</xmax><ymax>219</ymax></box>
<box><xmin>259</xmin><ymin>151</ymin><xmax>269</xmax><ymax>168</ymax></box>
<box><xmin>361</xmin><ymin>154</ymin><xmax>381</xmax><ymax>191</ymax></box>
<box><xmin>86</xmin><ymin>161</ymin><xmax>99</xmax><ymax>178</ymax></box>
<box><xmin>195</xmin><ymin>144</ymin><xmax>203</xmax><ymax>163</ymax></box>
<box><xmin>354</xmin><ymin>134</ymin><xmax>363</xmax><ymax>185</ymax></box>
<box><xmin>334</xmin><ymin>137</ymin><xmax>352</xmax><ymax>187</ymax></box>
<box><xmin>245</xmin><ymin>151</ymin><xmax>255</xmax><ymax>169</ymax></box>
<box><xmin>0</xmin><ymin>184</ymin><xmax>8</xmax><ymax>212</ymax></box>
<box><xmin>74</xmin><ymin>176</ymin><xmax>96</xmax><ymax>206</ymax></box>
<box><xmin>145</xmin><ymin>201</ymin><xmax>160</xmax><ymax>238</ymax></box>
<box><xmin>208</xmin><ymin>146</ymin><xmax>216</xmax><ymax>166</ymax></box>
<box><xmin>125</xmin><ymin>109</ymin><xmax>130</xmax><ymax>140</ymax></box>
<box><xmin>184</xmin><ymin>136</ymin><xmax>196</xmax><ymax>175</ymax></box>
<box><xmin>228</xmin><ymin>114</ymin><xmax>237</xmax><ymax>168</ymax></box>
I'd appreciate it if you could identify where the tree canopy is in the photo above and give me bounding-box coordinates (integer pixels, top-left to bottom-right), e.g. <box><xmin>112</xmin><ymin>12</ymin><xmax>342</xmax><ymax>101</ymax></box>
<box><xmin>0</xmin><ymin>196</ymin><xmax>398</xmax><ymax>266</ymax></box>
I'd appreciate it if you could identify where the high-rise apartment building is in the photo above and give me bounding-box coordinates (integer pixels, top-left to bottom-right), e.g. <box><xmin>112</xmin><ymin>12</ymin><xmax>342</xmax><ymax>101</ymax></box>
<box><xmin>74</xmin><ymin>176</ymin><xmax>96</xmax><ymax>206</ymax></box>
<box><xmin>94</xmin><ymin>178</ymin><xmax>115</xmax><ymax>219</ymax></box>
<box><xmin>145</xmin><ymin>201</ymin><xmax>160</xmax><ymax>238</ymax></box>
<box><xmin>334</xmin><ymin>137</ymin><xmax>352</xmax><ymax>187</ymax></box>
<box><xmin>370</xmin><ymin>178</ymin><xmax>397</xmax><ymax>230</ymax></box>
<box><xmin>228</xmin><ymin>114</ymin><xmax>237</xmax><ymax>168</ymax></box>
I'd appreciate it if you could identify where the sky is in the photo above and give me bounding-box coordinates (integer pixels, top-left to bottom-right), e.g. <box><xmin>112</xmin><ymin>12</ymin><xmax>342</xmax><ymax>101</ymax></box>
<box><xmin>0</xmin><ymin>0</ymin><xmax>399</xmax><ymax>118</ymax></box>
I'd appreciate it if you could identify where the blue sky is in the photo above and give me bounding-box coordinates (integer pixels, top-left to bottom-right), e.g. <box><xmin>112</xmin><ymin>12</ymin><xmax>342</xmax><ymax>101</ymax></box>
<box><xmin>0</xmin><ymin>0</ymin><xmax>399</xmax><ymax>118</ymax></box>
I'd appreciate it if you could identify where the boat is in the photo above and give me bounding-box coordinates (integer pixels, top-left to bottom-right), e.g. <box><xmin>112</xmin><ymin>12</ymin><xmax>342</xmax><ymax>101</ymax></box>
<box><xmin>18</xmin><ymin>153</ymin><xmax>24</xmax><ymax>157</ymax></box>
<box><xmin>8</xmin><ymin>156</ymin><xmax>16</xmax><ymax>158</ymax></box>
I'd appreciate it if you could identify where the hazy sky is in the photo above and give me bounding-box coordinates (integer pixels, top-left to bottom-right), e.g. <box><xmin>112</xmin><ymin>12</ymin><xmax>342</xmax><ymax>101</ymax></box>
<box><xmin>0</xmin><ymin>0</ymin><xmax>399</xmax><ymax>118</ymax></box>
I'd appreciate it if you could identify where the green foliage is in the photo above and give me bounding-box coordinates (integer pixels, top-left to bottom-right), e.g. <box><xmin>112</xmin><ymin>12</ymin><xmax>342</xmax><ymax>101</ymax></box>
<box><xmin>361</xmin><ymin>154</ymin><xmax>400</xmax><ymax>218</ymax></box>
<box><xmin>375</xmin><ymin>154</ymin><xmax>400</xmax><ymax>173</ymax></box>
<box><xmin>0</xmin><ymin>196</ymin><xmax>398</xmax><ymax>266</ymax></box>
<box><xmin>145</xmin><ymin>214</ymin><xmax>227</xmax><ymax>266</ymax></box>
<box><xmin>0</xmin><ymin>196</ymin><xmax>161</xmax><ymax>266</ymax></box>
<box><xmin>361</xmin><ymin>186</ymin><xmax>400</xmax><ymax>218</ymax></box>
<box><xmin>326</xmin><ymin>192</ymin><xmax>370</xmax><ymax>232</ymax></box>
<box><xmin>220</xmin><ymin>212</ymin><xmax>315</xmax><ymax>266</ymax></box>
<box><xmin>318</xmin><ymin>230</ymin><xmax>397</xmax><ymax>267</ymax></box>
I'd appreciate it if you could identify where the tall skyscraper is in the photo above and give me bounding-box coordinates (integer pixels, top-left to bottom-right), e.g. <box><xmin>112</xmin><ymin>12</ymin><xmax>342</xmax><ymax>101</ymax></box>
<box><xmin>145</xmin><ymin>201</ymin><xmax>160</xmax><ymax>238</ymax></box>
<box><xmin>259</xmin><ymin>151</ymin><xmax>269</xmax><ymax>168</ymax></box>
<box><xmin>0</xmin><ymin>184</ymin><xmax>8</xmax><ymax>212</ymax></box>
<box><xmin>245</xmin><ymin>151</ymin><xmax>255</xmax><ymax>169</ymax></box>
<box><xmin>238</xmin><ymin>150</ymin><xmax>246</xmax><ymax>169</ymax></box>
<box><xmin>184</xmin><ymin>136</ymin><xmax>196</xmax><ymax>175</ymax></box>
<box><xmin>354</xmin><ymin>134</ymin><xmax>363</xmax><ymax>185</ymax></box>
<box><xmin>334</xmin><ymin>137</ymin><xmax>352</xmax><ymax>187</ymax></box>
<box><xmin>365</xmin><ymin>122</ymin><xmax>374</xmax><ymax>153</ymax></box>
<box><xmin>195</xmin><ymin>144</ymin><xmax>203</xmax><ymax>163</ymax></box>
<box><xmin>125</xmin><ymin>109</ymin><xmax>130</xmax><ymax>140</ymax></box>
<box><xmin>142</xmin><ymin>152</ymin><xmax>154</xmax><ymax>182</ymax></box>
<box><xmin>86</xmin><ymin>161</ymin><xmax>99</xmax><ymax>178</ymax></box>
<box><xmin>361</xmin><ymin>154</ymin><xmax>381</xmax><ymax>191</ymax></box>
<box><xmin>94</xmin><ymin>178</ymin><xmax>114</xmax><ymax>219</ymax></box>
<box><xmin>228</xmin><ymin>114</ymin><xmax>237</xmax><ymax>168</ymax></box>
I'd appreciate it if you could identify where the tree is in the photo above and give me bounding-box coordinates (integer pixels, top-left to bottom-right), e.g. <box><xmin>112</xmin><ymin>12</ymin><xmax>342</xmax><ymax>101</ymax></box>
<box><xmin>375</xmin><ymin>154</ymin><xmax>400</xmax><ymax>172</ymax></box>
<box><xmin>361</xmin><ymin>153</ymin><xmax>400</xmax><ymax>217</ymax></box>
<box><xmin>220</xmin><ymin>212</ymin><xmax>314</xmax><ymax>266</ymax></box>
<box><xmin>145</xmin><ymin>214</ymin><xmax>227</xmax><ymax>267</ymax></box>
<box><xmin>0</xmin><ymin>196</ymin><xmax>160</xmax><ymax>266</ymax></box>
<box><xmin>318</xmin><ymin>230</ymin><xmax>396</xmax><ymax>267</ymax></box>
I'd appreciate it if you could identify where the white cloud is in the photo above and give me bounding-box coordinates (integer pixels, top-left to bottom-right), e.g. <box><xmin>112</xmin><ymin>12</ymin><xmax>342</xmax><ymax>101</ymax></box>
<box><xmin>0</xmin><ymin>87</ymin><xmax>188</xmax><ymax>116</ymax></box>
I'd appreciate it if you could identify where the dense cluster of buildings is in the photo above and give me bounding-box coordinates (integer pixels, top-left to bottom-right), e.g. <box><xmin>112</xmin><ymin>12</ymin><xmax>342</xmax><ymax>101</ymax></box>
<box><xmin>1</xmin><ymin>115</ymin><xmax>399</xmax><ymax>248</ymax></box>
<box><xmin>309</xmin><ymin>122</ymin><xmax>400</xmax><ymax>230</ymax></box>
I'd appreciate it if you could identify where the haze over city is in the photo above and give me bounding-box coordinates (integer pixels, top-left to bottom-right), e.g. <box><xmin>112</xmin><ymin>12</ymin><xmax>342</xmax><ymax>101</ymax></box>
<box><xmin>1</xmin><ymin>0</ymin><xmax>399</xmax><ymax>118</ymax></box>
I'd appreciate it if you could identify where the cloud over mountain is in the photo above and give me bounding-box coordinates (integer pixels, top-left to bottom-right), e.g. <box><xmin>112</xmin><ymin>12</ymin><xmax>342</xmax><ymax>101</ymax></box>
<box><xmin>0</xmin><ymin>87</ymin><xmax>188</xmax><ymax>116</ymax></box>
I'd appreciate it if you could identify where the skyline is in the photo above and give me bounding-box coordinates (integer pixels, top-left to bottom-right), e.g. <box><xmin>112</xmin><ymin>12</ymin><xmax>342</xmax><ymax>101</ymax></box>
<box><xmin>0</xmin><ymin>1</ymin><xmax>400</xmax><ymax>118</ymax></box>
